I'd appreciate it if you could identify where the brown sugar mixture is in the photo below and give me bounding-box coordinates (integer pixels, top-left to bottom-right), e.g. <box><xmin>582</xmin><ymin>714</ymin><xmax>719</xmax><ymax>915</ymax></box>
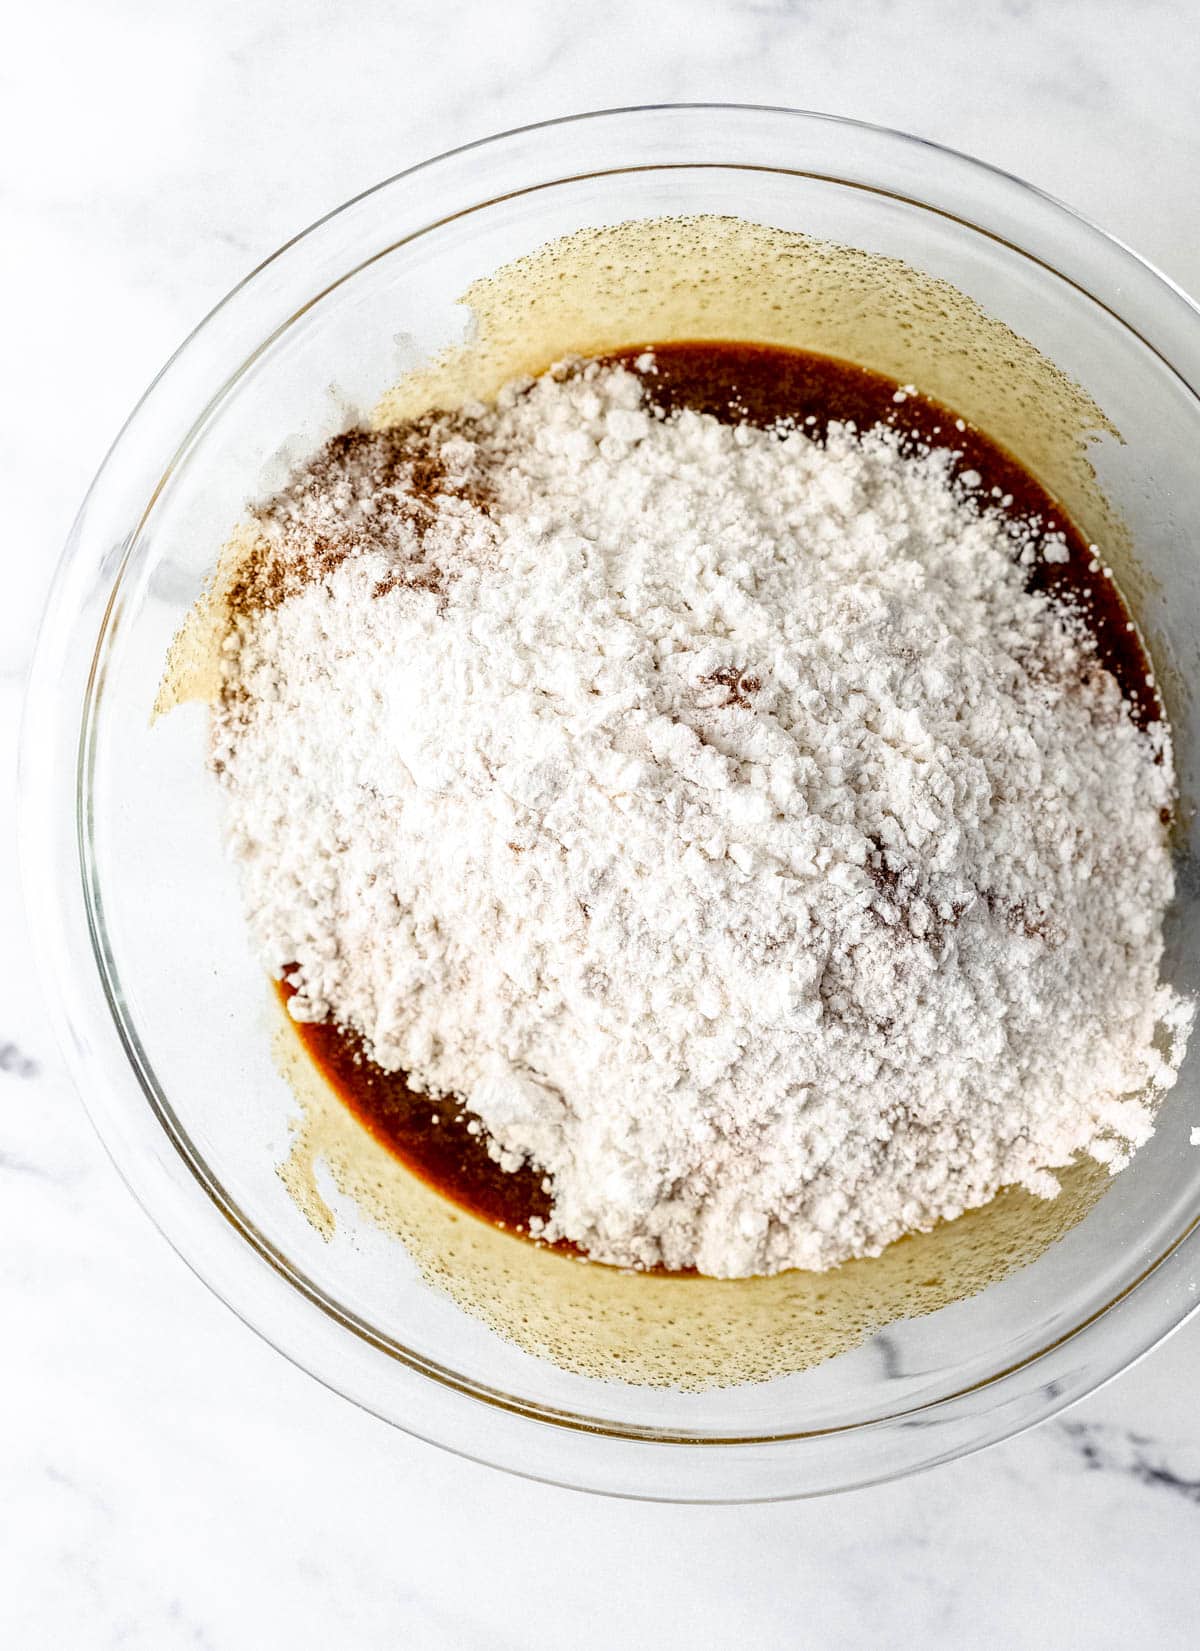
<box><xmin>274</xmin><ymin>341</ymin><xmax>1161</xmax><ymax>1251</ymax></box>
<box><xmin>280</xmin><ymin>973</ymin><xmax>557</xmax><ymax>1237</ymax></box>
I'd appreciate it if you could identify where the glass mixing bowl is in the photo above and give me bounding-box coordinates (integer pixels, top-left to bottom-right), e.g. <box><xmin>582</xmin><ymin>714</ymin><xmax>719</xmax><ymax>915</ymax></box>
<box><xmin>21</xmin><ymin>106</ymin><xmax>1200</xmax><ymax>1501</ymax></box>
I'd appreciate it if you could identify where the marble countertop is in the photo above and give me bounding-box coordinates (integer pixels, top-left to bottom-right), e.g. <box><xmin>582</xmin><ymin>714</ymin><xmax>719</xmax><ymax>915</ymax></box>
<box><xmin>4</xmin><ymin>1</ymin><xmax>1200</xmax><ymax>1644</ymax></box>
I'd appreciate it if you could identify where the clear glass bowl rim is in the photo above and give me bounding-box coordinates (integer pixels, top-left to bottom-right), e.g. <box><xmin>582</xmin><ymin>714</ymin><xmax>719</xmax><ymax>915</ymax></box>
<box><xmin>19</xmin><ymin>102</ymin><xmax>1200</xmax><ymax>1502</ymax></box>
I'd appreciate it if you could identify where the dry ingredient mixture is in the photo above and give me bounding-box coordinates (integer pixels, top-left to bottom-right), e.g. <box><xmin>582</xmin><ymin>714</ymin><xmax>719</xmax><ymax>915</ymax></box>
<box><xmin>212</xmin><ymin>350</ymin><xmax>1188</xmax><ymax>1279</ymax></box>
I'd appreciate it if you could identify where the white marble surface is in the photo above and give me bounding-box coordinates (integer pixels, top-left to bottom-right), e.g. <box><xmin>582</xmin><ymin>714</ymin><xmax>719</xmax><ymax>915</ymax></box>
<box><xmin>4</xmin><ymin>1</ymin><xmax>1200</xmax><ymax>1644</ymax></box>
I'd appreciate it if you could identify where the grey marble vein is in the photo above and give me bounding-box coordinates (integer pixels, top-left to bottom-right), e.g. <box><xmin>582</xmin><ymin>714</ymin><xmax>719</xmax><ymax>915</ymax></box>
<box><xmin>1057</xmin><ymin>1421</ymin><xmax>1200</xmax><ymax>1507</ymax></box>
<box><xmin>0</xmin><ymin>1041</ymin><xmax>40</xmax><ymax>1079</ymax></box>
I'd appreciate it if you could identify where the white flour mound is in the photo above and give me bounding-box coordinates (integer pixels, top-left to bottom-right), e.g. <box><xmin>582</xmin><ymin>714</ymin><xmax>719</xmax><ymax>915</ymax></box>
<box><xmin>212</xmin><ymin>359</ymin><xmax>1188</xmax><ymax>1277</ymax></box>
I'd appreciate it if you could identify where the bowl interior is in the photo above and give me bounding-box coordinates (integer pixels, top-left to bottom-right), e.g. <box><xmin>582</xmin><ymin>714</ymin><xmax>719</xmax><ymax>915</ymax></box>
<box><xmin>57</xmin><ymin>110</ymin><xmax>1200</xmax><ymax>1496</ymax></box>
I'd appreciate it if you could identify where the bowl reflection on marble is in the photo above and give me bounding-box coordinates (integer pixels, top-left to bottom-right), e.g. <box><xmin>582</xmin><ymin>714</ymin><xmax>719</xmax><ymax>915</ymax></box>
<box><xmin>21</xmin><ymin>106</ymin><xmax>1200</xmax><ymax>1501</ymax></box>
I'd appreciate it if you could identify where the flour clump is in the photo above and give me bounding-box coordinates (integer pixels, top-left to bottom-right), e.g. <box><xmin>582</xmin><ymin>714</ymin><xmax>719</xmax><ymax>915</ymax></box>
<box><xmin>211</xmin><ymin>357</ymin><xmax>1187</xmax><ymax>1278</ymax></box>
